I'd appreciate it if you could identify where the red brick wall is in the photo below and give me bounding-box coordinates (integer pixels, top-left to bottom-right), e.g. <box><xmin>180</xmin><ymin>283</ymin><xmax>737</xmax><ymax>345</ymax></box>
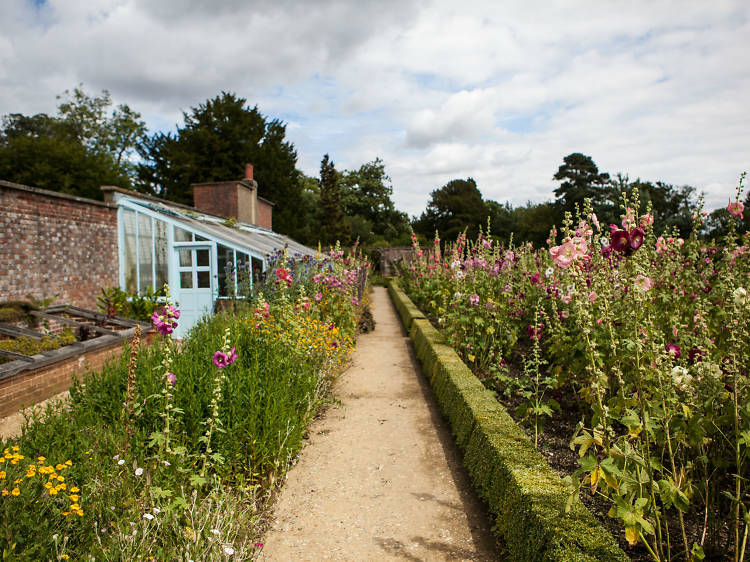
<box><xmin>0</xmin><ymin>341</ymin><xmax>123</xmax><ymax>417</ymax></box>
<box><xmin>193</xmin><ymin>182</ymin><xmax>238</xmax><ymax>219</ymax></box>
<box><xmin>0</xmin><ymin>182</ymin><xmax>119</xmax><ymax>308</ymax></box>
<box><xmin>257</xmin><ymin>199</ymin><xmax>273</xmax><ymax>230</ymax></box>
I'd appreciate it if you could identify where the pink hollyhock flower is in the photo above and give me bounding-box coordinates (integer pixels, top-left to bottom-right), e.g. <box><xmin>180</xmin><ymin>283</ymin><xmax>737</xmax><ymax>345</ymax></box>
<box><xmin>483</xmin><ymin>239</ymin><xmax>492</xmax><ymax>248</ymax></box>
<box><xmin>666</xmin><ymin>343</ymin><xmax>681</xmax><ymax>359</ymax></box>
<box><xmin>622</xmin><ymin>207</ymin><xmax>636</xmax><ymax>230</ymax></box>
<box><xmin>166</xmin><ymin>372</ymin><xmax>177</xmax><ymax>385</ymax></box>
<box><xmin>213</xmin><ymin>347</ymin><xmax>237</xmax><ymax>369</ymax></box>
<box><xmin>416</xmin><ymin>250</ymin><xmax>423</xmax><ymax>258</ymax></box>
<box><xmin>728</xmin><ymin>200</ymin><xmax>744</xmax><ymax>219</ymax></box>
<box><xmin>469</xmin><ymin>294</ymin><xmax>480</xmax><ymax>306</ymax></box>
<box><xmin>640</xmin><ymin>214</ymin><xmax>654</xmax><ymax>228</ymax></box>
<box><xmin>351</xmin><ymin>296</ymin><xmax>360</xmax><ymax>306</ymax></box>
<box><xmin>588</xmin><ymin>291</ymin><xmax>597</xmax><ymax>303</ymax></box>
<box><xmin>635</xmin><ymin>274</ymin><xmax>653</xmax><ymax>292</ymax></box>
<box><xmin>152</xmin><ymin>306</ymin><xmax>179</xmax><ymax>336</ymax></box>
<box><xmin>591</xmin><ymin>213</ymin><xmax>600</xmax><ymax>231</ymax></box>
<box><xmin>656</xmin><ymin>236</ymin><xmax>667</xmax><ymax>254</ymax></box>
<box><xmin>314</xmin><ymin>293</ymin><xmax>323</xmax><ymax>302</ymax></box>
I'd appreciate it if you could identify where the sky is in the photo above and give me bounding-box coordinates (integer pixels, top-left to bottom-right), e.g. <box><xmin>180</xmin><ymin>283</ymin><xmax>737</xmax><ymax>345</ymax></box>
<box><xmin>1</xmin><ymin>0</ymin><xmax>749</xmax><ymax>218</ymax></box>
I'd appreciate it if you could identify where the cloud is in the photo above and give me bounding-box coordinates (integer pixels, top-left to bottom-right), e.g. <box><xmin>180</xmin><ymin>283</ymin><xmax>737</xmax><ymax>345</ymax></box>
<box><xmin>0</xmin><ymin>0</ymin><xmax>748</xmax><ymax>219</ymax></box>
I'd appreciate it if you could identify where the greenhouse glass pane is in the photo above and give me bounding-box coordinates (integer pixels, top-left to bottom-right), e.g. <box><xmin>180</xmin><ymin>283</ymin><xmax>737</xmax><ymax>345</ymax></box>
<box><xmin>174</xmin><ymin>226</ymin><xmax>192</xmax><ymax>242</ymax></box>
<box><xmin>197</xmin><ymin>271</ymin><xmax>210</xmax><ymax>288</ymax></box>
<box><xmin>180</xmin><ymin>271</ymin><xmax>193</xmax><ymax>289</ymax></box>
<box><xmin>138</xmin><ymin>213</ymin><xmax>153</xmax><ymax>293</ymax></box>
<box><xmin>218</xmin><ymin>244</ymin><xmax>234</xmax><ymax>297</ymax></box>
<box><xmin>196</xmin><ymin>249</ymin><xmax>209</xmax><ymax>267</ymax></box>
<box><xmin>154</xmin><ymin>219</ymin><xmax>168</xmax><ymax>291</ymax></box>
<box><xmin>122</xmin><ymin>209</ymin><xmax>137</xmax><ymax>293</ymax></box>
<box><xmin>179</xmin><ymin>249</ymin><xmax>192</xmax><ymax>267</ymax></box>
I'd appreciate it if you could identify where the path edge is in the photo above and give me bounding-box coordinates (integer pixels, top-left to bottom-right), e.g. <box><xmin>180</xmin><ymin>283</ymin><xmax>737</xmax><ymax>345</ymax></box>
<box><xmin>387</xmin><ymin>279</ymin><xmax>629</xmax><ymax>562</ymax></box>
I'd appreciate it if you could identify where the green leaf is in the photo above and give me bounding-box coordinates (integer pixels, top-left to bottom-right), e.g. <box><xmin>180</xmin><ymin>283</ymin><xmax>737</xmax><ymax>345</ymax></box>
<box><xmin>189</xmin><ymin>474</ymin><xmax>207</xmax><ymax>488</ymax></box>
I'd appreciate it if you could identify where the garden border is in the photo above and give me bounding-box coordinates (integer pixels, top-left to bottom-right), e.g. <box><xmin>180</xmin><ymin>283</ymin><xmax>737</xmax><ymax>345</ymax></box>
<box><xmin>387</xmin><ymin>279</ymin><xmax>628</xmax><ymax>562</ymax></box>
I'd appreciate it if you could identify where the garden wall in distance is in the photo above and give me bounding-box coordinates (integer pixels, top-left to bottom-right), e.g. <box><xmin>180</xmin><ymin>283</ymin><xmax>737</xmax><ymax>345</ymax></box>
<box><xmin>0</xmin><ymin>180</ymin><xmax>119</xmax><ymax>309</ymax></box>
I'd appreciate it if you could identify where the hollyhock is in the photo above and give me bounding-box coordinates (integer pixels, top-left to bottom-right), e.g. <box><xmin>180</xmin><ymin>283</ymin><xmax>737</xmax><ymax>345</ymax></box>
<box><xmin>609</xmin><ymin>229</ymin><xmax>630</xmax><ymax>253</ymax></box>
<box><xmin>635</xmin><ymin>274</ymin><xmax>653</xmax><ymax>292</ymax></box>
<box><xmin>166</xmin><ymin>372</ymin><xmax>177</xmax><ymax>385</ymax></box>
<box><xmin>640</xmin><ymin>213</ymin><xmax>654</xmax><ymax>228</ymax></box>
<box><xmin>728</xmin><ymin>199</ymin><xmax>744</xmax><ymax>219</ymax></box>
<box><xmin>314</xmin><ymin>293</ymin><xmax>323</xmax><ymax>302</ymax></box>
<box><xmin>622</xmin><ymin>207</ymin><xmax>636</xmax><ymax>230</ymax></box>
<box><xmin>629</xmin><ymin>227</ymin><xmax>646</xmax><ymax>251</ymax></box>
<box><xmin>666</xmin><ymin>344</ymin><xmax>681</xmax><ymax>359</ymax></box>
<box><xmin>527</xmin><ymin>323</ymin><xmax>545</xmax><ymax>341</ymax></box>
<box><xmin>213</xmin><ymin>347</ymin><xmax>237</xmax><ymax>369</ymax></box>
<box><xmin>591</xmin><ymin>213</ymin><xmax>600</xmax><ymax>231</ymax></box>
<box><xmin>469</xmin><ymin>294</ymin><xmax>480</xmax><ymax>306</ymax></box>
<box><xmin>152</xmin><ymin>305</ymin><xmax>180</xmax><ymax>336</ymax></box>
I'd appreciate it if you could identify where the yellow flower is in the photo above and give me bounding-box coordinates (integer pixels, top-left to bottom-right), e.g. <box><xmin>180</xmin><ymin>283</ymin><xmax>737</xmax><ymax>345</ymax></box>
<box><xmin>0</xmin><ymin>471</ymin><xmax>5</xmax><ymax>479</ymax></box>
<box><xmin>61</xmin><ymin>555</ymin><xmax>70</xmax><ymax>560</ymax></box>
<box><xmin>44</xmin><ymin>482</ymin><xmax>53</xmax><ymax>490</ymax></box>
<box><xmin>37</xmin><ymin>456</ymin><xmax>46</xmax><ymax>463</ymax></box>
<box><xmin>69</xmin><ymin>494</ymin><xmax>79</xmax><ymax>502</ymax></box>
<box><xmin>56</xmin><ymin>484</ymin><xmax>66</xmax><ymax>491</ymax></box>
<box><xmin>69</xmin><ymin>486</ymin><xmax>80</xmax><ymax>493</ymax></box>
<box><xmin>74</xmin><ymin>509</ymin><xmax>83</xmax><ymax>516</ymax></box>
<box><xmin>65</xmin><ymin>460</ymin><xmax>72</xmax><ymax>466</ymax></box>
<box><xmin>49</xmin><ymin>488</ymin><xmax>59</xmax><ymax>496</ymax></box>
<box><xmin>57</xmin><ymin>476</ymin><xmax>65</xmax><ymax>482</ymax></box>
<box><xmin>70</xmin><ymin>503</ymin><xmax>80</xmax><ymax>511</ymax></box>
<box><xmin>11</xmin><ymin>488</ymin><xmax>20</xmax><ymax>496</ymax></box>
<box><xmin>1</xmin><ymin>490</ymin><xmax>8</xmax><ymax>496</ymax></box>
<box><xmin>13</xmin><ymin>479</ymin><xmax>21</xmax><ymax>485</ymax></box>
<box><xmin>11</xmin><ymin>446</ymin><xmax>19</xmax><ymax>452</ymax></box>
<box><xmin>56</xmin><ymin>464</ymin><xmax>65</xmax><ymax>471</ymax></box>
<box><xmin>62</xmin><ymin>511</ymin><xmax>71</xmax><ymax>516</ymax></box>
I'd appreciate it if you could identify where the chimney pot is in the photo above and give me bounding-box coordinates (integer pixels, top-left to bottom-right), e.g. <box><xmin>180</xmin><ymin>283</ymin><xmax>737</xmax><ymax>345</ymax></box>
<box><xmin>245</xmin><ymin>163</ymin><xmax>254</xmax><ymax>180</ymax></box>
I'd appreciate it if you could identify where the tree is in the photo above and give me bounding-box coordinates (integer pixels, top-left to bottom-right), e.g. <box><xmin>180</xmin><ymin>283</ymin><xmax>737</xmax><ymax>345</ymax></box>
<box><xmin>137</xmin><ymin>92</ymin><xmax>304</xmax><ymax>237</ymax></box>
<box><xmin>339</xmin><ymin>158</ymin><xmax>410</xmax><ymax>245</ymax></box>
<box><xmin>0</xmin><ymin>86</ymin><xmax>141</xmax><ymax>200</ymax></box>
<box><xmin>56</xmin><ymin>85</ymin><xmax>147</xmax><ymax>176</ymax></box>
<box><xmin>553</xmin><ymin>153</ymin><xmax>611</xmax><ymax>216</ymax></box>
<box><xmin>414</xmin><ymin>178</ymin><xmax>489</xmax><ymax>240</ymax></box>
<box><xmin>318</xmin><ymin>154</ymin><xmax>349</xmax><ymax>246</ymax></box>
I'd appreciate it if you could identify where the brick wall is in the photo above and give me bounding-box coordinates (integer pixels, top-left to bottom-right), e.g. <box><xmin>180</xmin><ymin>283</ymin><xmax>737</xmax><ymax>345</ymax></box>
<box><xmin>0</xmin><ymin>339</ymin><xmax>124</xmax><ymax>418</ymax></box>
<box><xmin>0</xmin><ymin>181</ymin><xmax>119</xmax><ymax>309</ymax></box>
<box><xmin>193</xmin><ymin>182</ymin><xmax>239</xmax><ymax>220</ymax></box>
<box><xmin>257</xmin><ymin>199</ymin><xmax>273</xmax><ymax>230</ymax></box>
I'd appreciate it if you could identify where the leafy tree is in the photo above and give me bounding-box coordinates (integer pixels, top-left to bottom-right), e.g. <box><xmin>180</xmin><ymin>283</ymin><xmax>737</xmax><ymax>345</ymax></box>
<box><xmin>137</xmin><ymin>92</ymin><xmax>304</xmax><ymax>237</ymax></box>
<box><xmin>56</xmin><ymin>85</ymin><xmax>147</xmax><ymax>174</ymax></box>
<box><xmin>554</xmin><ymin>153</ymin><xmax>611</xmax><ymax>216</ymax></box>
<box><xmin>0</xmin><ymin>88</ymin><xmax>140</xmax><ymax>199</ymax></box>
<box><xmin>414</xmin><ymin>178</ymin><xmax>489</xmax><ymax>240</ymax></box>
<box><xmin>318</xmin><ymin>154</ymin><xmax>349</xmax><ymax>246</ymax></box>
<box><xmin>339</xmin><ymin>158</ymin><xmax>410</xmax><ymax>245</ymax></box>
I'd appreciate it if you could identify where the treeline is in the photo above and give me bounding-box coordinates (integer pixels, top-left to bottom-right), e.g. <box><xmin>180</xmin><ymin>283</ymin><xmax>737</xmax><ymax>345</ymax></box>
<box><xmin>1</xmin><ymin>86</ymin><xmax>744</xmax><ymax>248</ymax></box>
<box><xmin>0</xmin><ymin>87</ymin><xmax>410</xmax><ymax>247</ymax></box>
<box><xmin>413</xmin><ymin>153</ymin><xmax>747</xmax><ymax>245</ymax></box>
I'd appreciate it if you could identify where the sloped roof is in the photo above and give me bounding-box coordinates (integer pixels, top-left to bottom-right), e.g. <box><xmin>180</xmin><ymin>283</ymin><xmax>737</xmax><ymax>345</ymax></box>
<box><xmin>102</xmin><ymin>186</ymin><xmax>315</xmax><ymax>259</ymax></box>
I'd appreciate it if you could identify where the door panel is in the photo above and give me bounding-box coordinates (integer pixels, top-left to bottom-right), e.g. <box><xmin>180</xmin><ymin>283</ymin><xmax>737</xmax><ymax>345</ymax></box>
<box><xmin>173</xmin><ymin>245</ymin><xmax>213</xmax><ymax>339</ymax></box>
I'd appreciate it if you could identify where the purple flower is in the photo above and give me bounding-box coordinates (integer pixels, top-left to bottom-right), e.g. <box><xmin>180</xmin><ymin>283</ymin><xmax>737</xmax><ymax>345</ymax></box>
<box><xmin>213</xmin><ymin>347</ymin><xmax>237</xmax><ymax>369</ymax></box>
<box><xmin>152</xmin><ymin>305</ymin><xmax>180</xmax><ymax>336</ymax></box>
<box><xmin>469</xmin><ymin>294</ymin><xmax>480</xmax><ymax>306</ymax></box>
<box><xmin>665</xmin><ymin>343</ymin><xmax>681</xmax><ymax>359</ymax></box>
<box><xmin>314</xmin><ymin>293</ymin><xmax>323</xmax><ymax>302</ymax></box>
<box><xmin>629</xmin><ymin>227</ymin><xmax>645</xmax><ymax>251</ymax></box>
<box><xmin>166</xmin><ymin>372</ymin><xmax>177</xmax><ymax>385</ymax></box>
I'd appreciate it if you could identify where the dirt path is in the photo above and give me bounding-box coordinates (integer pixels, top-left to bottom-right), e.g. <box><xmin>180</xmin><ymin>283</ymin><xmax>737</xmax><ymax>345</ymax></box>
<box><xmin>260</xmin><ymin>287</ymin><xmax>501</xmax><ymax>561</ymax></box>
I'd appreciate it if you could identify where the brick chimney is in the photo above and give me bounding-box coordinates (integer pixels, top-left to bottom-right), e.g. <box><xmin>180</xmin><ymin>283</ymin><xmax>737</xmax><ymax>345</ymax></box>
<box><xmin>192</xmin><ymin>163</ymin><xmax>273</xmax><ymax>229</ymax></box>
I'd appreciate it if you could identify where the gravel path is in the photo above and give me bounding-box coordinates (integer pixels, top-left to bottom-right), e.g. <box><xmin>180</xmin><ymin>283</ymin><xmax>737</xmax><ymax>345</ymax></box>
<box><xmin>260</xmin><ymin>287</ymin><xmax>501</xmax><ymax>561</ymax></box>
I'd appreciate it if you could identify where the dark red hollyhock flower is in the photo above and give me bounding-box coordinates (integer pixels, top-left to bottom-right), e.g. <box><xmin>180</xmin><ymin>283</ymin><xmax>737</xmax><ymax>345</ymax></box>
<box><xmin>629</xmin><ymin>227</ymin><xmax>646</xmax><ymax>251</ymax></box>
<box><xmin>666</xmin><ymin>343</ymin><xmax>681</xmax><ymax>359</ymax></box>
<box><xmin>688</xmin><ymin>348</ymin><xmax>705</xmax><ymax>364</ymax></box>
<box><xmin>527</xmin><ymin>323</ymin><xmax>545</xmax><ymax>341</ymax></box>
<box><xmin>610</xmin><ymin>229</ymin><xmax>631</xmax><ymax>253</ymax></box>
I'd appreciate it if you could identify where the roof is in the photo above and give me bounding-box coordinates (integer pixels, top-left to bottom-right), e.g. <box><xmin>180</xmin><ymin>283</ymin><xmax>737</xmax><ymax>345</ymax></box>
<box><xmin>102</xmin><ymin>186</ymin><xmax>315</xmax><ymax>259</ymax></box>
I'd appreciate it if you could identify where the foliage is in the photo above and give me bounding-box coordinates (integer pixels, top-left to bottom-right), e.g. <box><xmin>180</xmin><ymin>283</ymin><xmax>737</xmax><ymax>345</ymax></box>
<box><xmin>0</xmin><ymin>85</ymin><xmax>145</xmax><ymax>198</ymax></box>
<box><xmin>0</xmin><ymin>330</ymin><xmax>76</xmax><ymax>364</ymax></box>
<box><xmin>1</xmin><ymin>248</ymin><xmax>369</xmax><ymax>559</ymax></box>
<box><xmin>136</xmin><ymin>92</ymin><xmax>305</xmax><ymax>239</ymax></box>
<box><xmin>97</xmin><ymin>286</ymin><xmax>165</xmax><ymax>322</ymax></box>
<box><xmin>553</xmin><ymin>152</ymin><xmax>611</xmax><ymax>216</ymax></box>
<box><xmin>413</xmin><ymin>178</ymin><xmax>489</xmax><ymax>241</ymax></box>
<box><xmin>399</xmin><ymin>176</ymin><xmax>750</xmax><ymax>561</ymax></box>
<box><xmin>317</xmin><ymin>154</ymin><xmax>349</xmax><ymax>246</ymax></box>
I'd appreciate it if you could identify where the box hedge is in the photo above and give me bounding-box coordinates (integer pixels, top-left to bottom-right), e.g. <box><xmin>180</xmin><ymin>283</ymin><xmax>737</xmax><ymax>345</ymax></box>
<box><xmin>387</xmin><ymin>280</ymin><xmax>628</xmax><ymax>562</ymax></box>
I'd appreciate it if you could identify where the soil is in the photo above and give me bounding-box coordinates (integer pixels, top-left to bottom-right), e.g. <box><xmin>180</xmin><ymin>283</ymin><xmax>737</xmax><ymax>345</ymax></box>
<box><xmin>260</xmin><ymin>287</ymin><xmax>502</xmax><ymax>561</ymax></box>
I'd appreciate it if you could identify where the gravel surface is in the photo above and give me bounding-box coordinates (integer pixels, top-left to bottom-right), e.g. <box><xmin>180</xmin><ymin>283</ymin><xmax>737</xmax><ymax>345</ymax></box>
<box><xmin>260</xmin><ymin>287</ymin><xmax>502</xmax><ymax>561</ymax></box>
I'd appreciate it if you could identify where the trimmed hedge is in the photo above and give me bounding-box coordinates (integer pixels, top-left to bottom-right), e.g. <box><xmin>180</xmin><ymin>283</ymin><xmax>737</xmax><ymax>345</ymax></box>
<box><xmin>387</xmin><ymin>279</ymin><xmax>628</xmax><ymax>562</ymax></box>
